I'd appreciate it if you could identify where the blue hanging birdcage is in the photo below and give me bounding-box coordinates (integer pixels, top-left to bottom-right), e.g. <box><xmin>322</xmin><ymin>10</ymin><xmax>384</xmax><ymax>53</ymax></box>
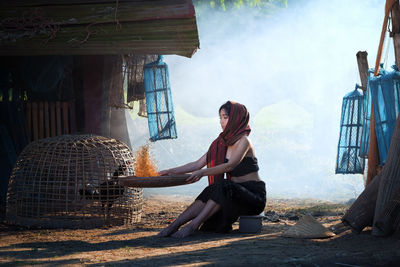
<box><xmin>369</xmin><ymin>66</ymin><xmax>400</xmax><ymax>165</ymax></box>
<box><xmin>335</xmin><ymin>85</ymin><xmax>365</xmax><ymax>174</ymax></box>
<box><xmin>144</xmin><ymin>55</ymin><xmax>177</xmax><ymax>142</ymax></box>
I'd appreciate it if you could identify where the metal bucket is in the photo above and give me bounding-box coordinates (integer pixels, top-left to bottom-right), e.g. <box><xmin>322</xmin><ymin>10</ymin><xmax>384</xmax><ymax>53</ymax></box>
<box><xmin>239</xmin><ymin>215</ymin><xmax>263</xmax><ymax>233</ymax></box>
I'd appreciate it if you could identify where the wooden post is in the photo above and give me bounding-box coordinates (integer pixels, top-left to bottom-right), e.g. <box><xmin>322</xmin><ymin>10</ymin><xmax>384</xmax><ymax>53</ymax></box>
<box><xmin>44</xmin><ymin>101</ymin><xmax>50</xmax><ymax>138</ymax></box>
<box><xmin>50</xmin><ymin>102</ymin><xmax>56</xmax><ymax>137</ymax></box>
<box><xmin>32</xmin><ymin>102</ymin><xmax>38</xmax><ymax>141</ymax></box>
<box><xmin>39</xmin><ymin>101</ymin><xmax>44</xmax><ymax>139</ymax></box>
<box><xmin>367</xmin><ymin>107</ymin><xmax>380</xmax><ymax>185</ymax></box>
<box><xmin>26</xmin><ymin>102</ymin><xmax>32</xmax><ymax>141</ymax></box>
<box><xmin>391</xmin><ymin>1</ymin><xmax>400</xmax><ymax>68</ymax></box>
<box><xmin>356</xmin><ymin>51</ymin><xmax>372</xmax><ymax>186</ymax></box>
<box><xmin>56</xmin><ymin>101</ymin><xmax>62</xmax><ymax>136</ymax></box>
<box><xmin>366</xmin><ymin>0</ymin><xmax>398</xmax><ymax>184</ymax></box>
<box><xmin>356</xmin><ymin>51</ymin><xmax>369</xmax><ymax>91</ymax></box>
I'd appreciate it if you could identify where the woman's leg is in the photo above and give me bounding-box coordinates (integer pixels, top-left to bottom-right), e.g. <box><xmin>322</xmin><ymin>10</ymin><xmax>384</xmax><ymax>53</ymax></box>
<box><xmin>157</xmin><ymin>200</ymin><xmax>206</xmax><ymax>237</ymax></box>
<box><xmin>171</xmin><ymin>199</ymin><xmax>221</xmax><ymax>238</ymax></box>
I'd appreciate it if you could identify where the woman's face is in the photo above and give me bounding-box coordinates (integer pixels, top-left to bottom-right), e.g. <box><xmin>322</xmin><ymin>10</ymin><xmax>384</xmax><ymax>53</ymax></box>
<box><xmin>219</xmin><ymin>108</ymin><xmax>229</xmax><ymax>131</ymax></box>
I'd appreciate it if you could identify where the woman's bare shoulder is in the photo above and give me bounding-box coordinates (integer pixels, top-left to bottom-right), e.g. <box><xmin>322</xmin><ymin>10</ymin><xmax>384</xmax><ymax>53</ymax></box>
<box><xmin>233</xmin><ymin>135</ymin><xmax>250</xmax><ymax>147</ymax></box>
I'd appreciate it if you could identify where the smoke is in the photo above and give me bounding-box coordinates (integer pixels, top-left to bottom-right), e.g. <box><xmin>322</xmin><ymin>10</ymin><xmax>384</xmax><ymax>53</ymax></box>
<box><xmin>127</xmin><ymin>0</ymin><xmax>395</xmax><ymax>201</ymax></box>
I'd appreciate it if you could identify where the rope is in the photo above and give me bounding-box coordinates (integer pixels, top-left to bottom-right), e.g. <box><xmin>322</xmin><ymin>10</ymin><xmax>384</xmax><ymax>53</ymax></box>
<box><xmin>383</xmin><ymin>15</ymin><xmax>392</xmax><ymax>69</ymax></box>
<box><xmin>0</xmin><ymin>8</ymin><xmax>59</xmax><ymax>44</ymax></box>
<box><xmin>68</xmin><ymin>23</ymin><xmax>100</xmax><ymax>46</ymax></box>
<box><xmin>115</xmin><ymin>0</ymin><xmax>122</xmax><ymax>31</ymax></box>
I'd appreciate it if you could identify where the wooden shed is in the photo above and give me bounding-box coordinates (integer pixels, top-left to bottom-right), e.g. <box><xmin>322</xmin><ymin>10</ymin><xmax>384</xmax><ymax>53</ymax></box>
<box><xmin>0</xmin><ymin>0</ymin><xmax>199</xmax><ymax>213</ymax></box>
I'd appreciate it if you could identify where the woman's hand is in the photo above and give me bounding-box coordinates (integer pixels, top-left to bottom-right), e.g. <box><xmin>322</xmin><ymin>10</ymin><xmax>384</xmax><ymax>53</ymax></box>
<box><xmin>186</xmin><ymin>169</ymin><xmax>205</xmax><ymax>184</ymax></box>
<box><xmin>158</xmin><ymin>169</ymin><xmax>171</xmax><ymax>176</ymax></box>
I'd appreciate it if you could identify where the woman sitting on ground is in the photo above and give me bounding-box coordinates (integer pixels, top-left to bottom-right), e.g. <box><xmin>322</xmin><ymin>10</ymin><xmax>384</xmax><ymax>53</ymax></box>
<box><xmin>157</xmin><ymin>101</ymin><xmax>266</xmax><ymax>238</ymax></box>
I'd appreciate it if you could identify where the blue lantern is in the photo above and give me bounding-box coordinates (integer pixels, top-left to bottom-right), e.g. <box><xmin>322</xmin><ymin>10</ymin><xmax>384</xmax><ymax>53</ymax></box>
<box><xmin>336</xmin><ymin>85</ymin><xmax>365</xmax><ymax>174</ymax></box>
<box><xmin>144</xmin><ymin>56</ymin><xmax>177</xmax><ymax>142</ymax></box>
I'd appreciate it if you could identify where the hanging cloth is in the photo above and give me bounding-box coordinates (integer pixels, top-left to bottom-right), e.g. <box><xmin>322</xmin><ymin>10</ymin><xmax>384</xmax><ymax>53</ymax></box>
<box><xmin>335</xmin><ymin>86</ymin><xmax>365</xmax><ymax>174</ymax></box>
<box><xmin>207</xmin><ymin>101</ymin><xmax>250</xmax><ymax>185</ymax></box>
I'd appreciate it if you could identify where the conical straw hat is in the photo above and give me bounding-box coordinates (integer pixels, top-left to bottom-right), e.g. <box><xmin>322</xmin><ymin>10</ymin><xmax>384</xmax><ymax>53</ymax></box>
<box><xmin>282</xmin><ymin>215</ymin><xmax>335</xmax><ymax>239</ymax></box>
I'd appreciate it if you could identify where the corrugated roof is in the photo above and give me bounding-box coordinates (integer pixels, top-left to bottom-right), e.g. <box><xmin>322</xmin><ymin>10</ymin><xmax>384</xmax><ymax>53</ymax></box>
<box><xmin>0</xmin><ymin>0</ymin><xmax>199</xmax><ymax>57</ymax></box>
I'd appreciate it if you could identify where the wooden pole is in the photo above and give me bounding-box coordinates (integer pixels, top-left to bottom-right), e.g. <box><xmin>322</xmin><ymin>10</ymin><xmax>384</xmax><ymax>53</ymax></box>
<box><xmin>356</xmin><ymin>51</ymin><xmax>371</xmax><ymax>186</ymax></box>
<box><xmin>367</xmin><ymin>0</ymin><xmax>398</xmax><ymax>184</ymax></box>
<box><xmin>392</xmin><ymin>1</ymin><xmax>400</xmax><ymax>68</ymax></box>
<box><xmin>374</xmin><ymin>0</ymin><xmax>397</xmax><ymax>76</ymax></box>
<box><xmin>356</xmin><ymin>51</ymin><xmax>369</xmax><ymax>91</ymax></box>
<box><xmin>366</xmin><ymin>107</ymin><xmax>380</xmax><ymax>185</ymax></box>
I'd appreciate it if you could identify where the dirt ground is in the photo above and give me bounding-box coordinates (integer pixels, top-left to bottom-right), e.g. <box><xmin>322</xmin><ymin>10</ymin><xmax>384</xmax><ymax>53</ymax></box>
<box><xmin>1</xmin><ymin>195</ymin><xmax>400</xmax><ymax>266</ymax></box>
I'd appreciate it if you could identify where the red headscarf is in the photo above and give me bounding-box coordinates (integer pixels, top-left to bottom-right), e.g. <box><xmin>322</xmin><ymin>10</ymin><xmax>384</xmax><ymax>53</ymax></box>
<box><xmin>206</xmin><ymin>101</ymin><xmax>251</xmax><ymax>185</ymax></box>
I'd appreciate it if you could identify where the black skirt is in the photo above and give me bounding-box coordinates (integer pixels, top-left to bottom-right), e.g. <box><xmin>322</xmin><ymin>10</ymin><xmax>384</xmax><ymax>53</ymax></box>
<box><xmin>196</xmin><ymin>179</ymin><xmax>266</xmax><ymax>233</ymax></box>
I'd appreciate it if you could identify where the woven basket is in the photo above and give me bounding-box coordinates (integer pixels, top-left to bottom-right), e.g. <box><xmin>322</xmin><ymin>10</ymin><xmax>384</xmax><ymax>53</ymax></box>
<box><xmin>6</xmin><ymin>134</ymin><xmax>143</xmax><ymax>228</ymax></box>
<box><xmin>372</xmin><ymin>116</ymin><xmax>400</xmax><ymax>236</ymax></box>
<box><xmin>119</xmin><ymin>174</ymin><xmax>191</xmax><ymax>188</ymax></box>
<box><xmin>341</xmin><ymin>172</ymin><xmax>382</xmax><ymax>233</ymax></box>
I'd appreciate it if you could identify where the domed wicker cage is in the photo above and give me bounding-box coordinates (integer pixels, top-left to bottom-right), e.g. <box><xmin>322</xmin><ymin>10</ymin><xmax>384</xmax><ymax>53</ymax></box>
<box><xmin>6</xmin><ymin>135</ymin><xmax>143</xmax><ymax>228</ymax></box>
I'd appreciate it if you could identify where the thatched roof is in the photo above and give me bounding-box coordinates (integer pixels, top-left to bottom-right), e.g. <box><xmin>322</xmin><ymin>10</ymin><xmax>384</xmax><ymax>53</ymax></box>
<box><xmin>0</xmin><ymin>0</ymin><xmax>199</xmax><ymax>57</ymax></box>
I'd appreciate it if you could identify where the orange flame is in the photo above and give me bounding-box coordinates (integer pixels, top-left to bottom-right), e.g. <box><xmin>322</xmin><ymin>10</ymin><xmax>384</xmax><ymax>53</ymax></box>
<box><xmin>134</xmin><ymin>145</ymin><xmax>158</xmax><ymax>177</ymax></box>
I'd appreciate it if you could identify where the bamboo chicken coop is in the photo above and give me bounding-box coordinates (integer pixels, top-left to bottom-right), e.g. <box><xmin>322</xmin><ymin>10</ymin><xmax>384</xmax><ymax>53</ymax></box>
<box><xmin>6</xmin><ymin>135</ymin><xmax>142</xmax><ymax>228</ymax></box>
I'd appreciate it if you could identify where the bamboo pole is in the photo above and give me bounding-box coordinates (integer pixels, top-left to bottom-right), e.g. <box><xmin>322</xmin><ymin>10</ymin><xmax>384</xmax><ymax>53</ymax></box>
<box><xmin>392</xmin><ymin>1</ymin><xmax>400</xmax><ymax>68</ymax></box>
<box><xmin>374</xmin><ymin>0</ymin><xmax>397</xmax><ymax>76</ymax></box>
<box><xmin>367</xmin><ymin>0</ymin><xmax>398</xmax><ymax>184</ymax></box>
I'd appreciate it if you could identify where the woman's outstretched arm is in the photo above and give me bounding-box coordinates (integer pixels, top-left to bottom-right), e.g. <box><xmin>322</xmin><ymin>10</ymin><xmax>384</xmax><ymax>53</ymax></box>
<box><xmin>158</xmin><ymin>153</ymin><xmax>207</xmax><ymax>175</ymax></box>
<box><xmin>186</xmin><ymin>136</ymin><xmax>250</xmax><ymax>183</ymax></box>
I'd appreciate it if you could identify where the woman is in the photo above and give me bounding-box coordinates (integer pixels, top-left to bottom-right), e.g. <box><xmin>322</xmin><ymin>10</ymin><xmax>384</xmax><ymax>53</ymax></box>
<box><xmin>158</xmin><ymin>101</ymin><xmax>266</xmax><ymax>238</ymax></box>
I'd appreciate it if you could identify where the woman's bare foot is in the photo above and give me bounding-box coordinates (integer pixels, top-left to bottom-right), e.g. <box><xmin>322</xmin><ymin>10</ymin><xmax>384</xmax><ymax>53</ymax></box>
<box><xmin>157</xmin><ymin>224</ymin><xmax>179</xmax><ymax>237</ymax></box>
<box><xmin>171</xmin><ymin>224</ymin><xmax>197</xmax><ymax>238</ymax></box>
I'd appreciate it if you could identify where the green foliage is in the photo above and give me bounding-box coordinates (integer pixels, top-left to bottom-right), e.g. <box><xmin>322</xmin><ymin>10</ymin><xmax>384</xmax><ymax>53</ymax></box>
<box><xmin>193</xmin><ymin>0</ymin><xmax>288</xmax><ymax>12</ymax></box>
<box><xmin>193</xmin><ymin>0</ymin><xmax>290</xmax><ymax>19</ymax></box>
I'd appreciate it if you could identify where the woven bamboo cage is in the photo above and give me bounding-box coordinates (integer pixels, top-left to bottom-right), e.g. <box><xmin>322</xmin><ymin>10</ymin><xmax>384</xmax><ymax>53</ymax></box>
<box><xmin>6</xmin><ymin>135</ymin><xmax>143</xmax><ymax>228</ymax></box>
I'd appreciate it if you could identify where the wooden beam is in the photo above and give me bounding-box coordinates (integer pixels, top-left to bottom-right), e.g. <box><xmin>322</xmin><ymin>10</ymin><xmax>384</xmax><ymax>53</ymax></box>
<box><xmin>0</xmin><ymin>19</ymin><xmax>199</xmax><ymax>57</ymax></box>
<box><xmin>0</xmin><ymin>0</ymin><xmax>199</xmax><ymax>58</ymax></box>
<box><xmin>367</xmin><ymin>102</ymin><xmax>380</xmax><ymax>186</ymax></box>
<box><xmin>356</xmin><ymin>51</ymin><xmax>369</xmax><ymax>91</ymax></box>
<box><xmin>0</xmin><ymin>0</ymin><xmax>195</xmax><ymax>25</ymax></box>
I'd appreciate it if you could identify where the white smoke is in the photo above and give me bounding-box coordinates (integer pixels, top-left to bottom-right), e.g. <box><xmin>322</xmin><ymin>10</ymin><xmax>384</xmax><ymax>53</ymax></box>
<box><xmin>127</xmin><ymin>0</ymin><xmax>395</xmax><ymax>201</ymax></box>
